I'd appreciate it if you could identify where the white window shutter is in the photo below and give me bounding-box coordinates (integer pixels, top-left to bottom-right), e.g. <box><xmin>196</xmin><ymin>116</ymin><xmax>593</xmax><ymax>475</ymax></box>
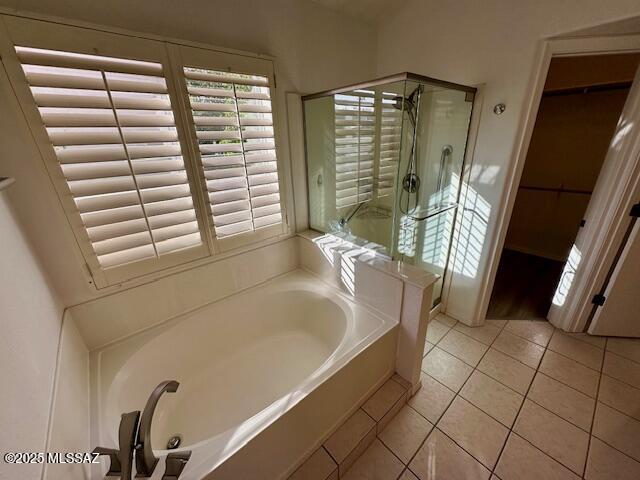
<box><xmin>15</xmin><ymin>46</ymin><xmax>203</xmax><ymax>270</ymax></box>
<box><xmin>377</xmin><ymin>92</ymin><xmax>402</xmax><ymax>197</ymax></box>
<box><xmin>182</xmin><ymin>67</ymin><xmax>283</xmax><ymax>240</ymax></box>
<box><xmin>334</xmin><ymin>90</ymin><xmax>376</xmax><ymax>209</ymax></box>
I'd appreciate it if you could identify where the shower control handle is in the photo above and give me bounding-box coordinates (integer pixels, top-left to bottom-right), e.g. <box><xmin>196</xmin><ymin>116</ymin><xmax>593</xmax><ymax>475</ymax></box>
<box><xmin>135</xmin><ymin>380</ymin><xmax>180</xmax><ymax>477</ymax></box>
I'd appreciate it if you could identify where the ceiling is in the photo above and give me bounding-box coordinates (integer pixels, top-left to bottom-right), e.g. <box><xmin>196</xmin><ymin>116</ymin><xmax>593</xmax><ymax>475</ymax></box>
<box><xmin>311</xmin><ymin>0</ymin><xmax>406</xmax><ymax>25</ymax></box>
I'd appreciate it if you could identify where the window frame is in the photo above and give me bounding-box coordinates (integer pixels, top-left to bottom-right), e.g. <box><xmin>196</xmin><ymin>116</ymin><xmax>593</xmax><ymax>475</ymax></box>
<box><xmin>0</xmin><ymin>15</ymin><xmax>290</xmax><ymax>288</ymax></box>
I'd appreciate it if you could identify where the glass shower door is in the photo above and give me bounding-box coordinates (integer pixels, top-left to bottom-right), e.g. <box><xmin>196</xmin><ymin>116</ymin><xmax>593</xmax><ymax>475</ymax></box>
<box><xmin>392</xmin><ymin>81</ymin><xmax>474</xmax><ymax>305</ymax></box>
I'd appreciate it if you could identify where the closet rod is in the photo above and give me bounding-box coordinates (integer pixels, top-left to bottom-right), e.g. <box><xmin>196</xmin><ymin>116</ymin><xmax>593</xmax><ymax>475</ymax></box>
<box><xmin>543</xmin><ymin>81</ymin><xmax>632</xmax><ymax>97</ymax></box>
<box><xmin>519</xmin><ymin>185</ymin><xmax>592</xmax><ymax>195</ymax></box>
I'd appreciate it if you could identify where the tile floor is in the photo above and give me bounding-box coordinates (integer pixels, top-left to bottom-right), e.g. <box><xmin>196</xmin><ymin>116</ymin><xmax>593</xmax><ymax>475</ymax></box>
<box><xmin>339</xmin><ymin>315</ymin><xmax>640</xmax><ymax>479</ymax></box>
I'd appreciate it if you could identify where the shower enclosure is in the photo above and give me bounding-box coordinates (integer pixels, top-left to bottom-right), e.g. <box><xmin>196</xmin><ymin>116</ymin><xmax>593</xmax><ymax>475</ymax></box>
<box><xmin>303</xmin><ymin>73</ymin><xmax>475</xmax><ymax>306</ymax></box>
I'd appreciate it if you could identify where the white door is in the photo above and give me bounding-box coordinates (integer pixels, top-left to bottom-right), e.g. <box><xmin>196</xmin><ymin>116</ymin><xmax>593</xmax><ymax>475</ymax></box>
<box><xmin>589</xmin><ymin>216</ymin><xmax>640</xmax><ymax>337</ymax></box>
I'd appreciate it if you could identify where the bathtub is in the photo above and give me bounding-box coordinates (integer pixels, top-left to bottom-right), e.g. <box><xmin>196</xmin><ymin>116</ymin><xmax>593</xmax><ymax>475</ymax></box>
<box><xmin>90</xmin><ymin>269</ymin><xmax>398</xmax><ymax>479</ymax></box>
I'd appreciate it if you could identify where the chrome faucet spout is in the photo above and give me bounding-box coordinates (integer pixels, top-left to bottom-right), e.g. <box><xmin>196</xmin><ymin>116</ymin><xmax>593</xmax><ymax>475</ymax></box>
<box><xmin>135</xmin><ymin>380</ymin><xmax>180</xmax><ymax>477</ymax></box>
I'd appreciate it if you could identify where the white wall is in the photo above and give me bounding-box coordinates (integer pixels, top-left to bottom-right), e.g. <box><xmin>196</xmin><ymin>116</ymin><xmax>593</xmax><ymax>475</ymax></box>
<box><xmin>0</xmin><ymin>193</ymin><xmax>64</xmax><ymax>480</ymax></box>
<box><xmin>44</xmin><ymin>312</ymin><xmax>90</xmax><ymax>480</ymax></box>
<box><xmin>71</xmin><ymin>237</ymin><xmax>300</xmax><ymax>349</ymax></box>
<box><xmin>0</xmin><ymin>0</ymin><xmax>378</xmax><ymax>307</ymax></box>
<box><xmin>375</xmin><ymin>0</ymin><xmax>640</xmax><ymax>324</ymax></box>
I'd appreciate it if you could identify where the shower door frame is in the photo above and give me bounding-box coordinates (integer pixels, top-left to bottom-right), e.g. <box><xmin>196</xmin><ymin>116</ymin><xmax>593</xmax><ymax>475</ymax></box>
<box><xmin>479</xmin><ymin>33</ymin><xmax>640</xmax><ymax>332</ymax></box>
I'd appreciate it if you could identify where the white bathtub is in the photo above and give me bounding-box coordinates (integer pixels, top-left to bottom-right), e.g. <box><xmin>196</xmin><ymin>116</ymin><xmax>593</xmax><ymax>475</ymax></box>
<box><xmin>90</xmin><ymin>269</ymin><xmax>398</xmax><ymax>479</ymax></box>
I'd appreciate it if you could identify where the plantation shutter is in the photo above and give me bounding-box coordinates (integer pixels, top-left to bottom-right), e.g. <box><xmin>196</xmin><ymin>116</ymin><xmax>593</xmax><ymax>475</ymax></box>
<box><xmin>14</xmin><ymin>46</ymin><xmax>204</xmax><ymax>270</ymax></box>
<box><xmin>182</xmin><ymin>65</ymin><xmax>284</xmax><ymax>241</ymax></box>
<box><xmin>334</xmin><ymin>90</ymin><xmax>376</xmax><ymax>209</ymax></box>
<box><xmin>377</xmin><ymin>92</ymin><xmax>403</xmax><ymax>197</ymax></box>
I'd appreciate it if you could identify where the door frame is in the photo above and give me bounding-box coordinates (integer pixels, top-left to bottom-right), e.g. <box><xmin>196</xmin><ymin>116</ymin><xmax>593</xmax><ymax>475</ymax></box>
<box><xmin>479</xmin><ymin>33</ymin><xmax>640</xmax><ymax>332</ymax></box>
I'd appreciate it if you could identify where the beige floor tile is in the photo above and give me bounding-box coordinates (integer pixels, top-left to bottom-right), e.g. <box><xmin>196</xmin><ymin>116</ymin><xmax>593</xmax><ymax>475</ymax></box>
<box><xmin>408</xmin><ymin>373</ymin><xmax>456</xmax><ymax>424</ymax></box>
<box><xmin>339</xmin><ymin>428</ymin><xmax>376</xmax><ymax>477</ymax></box>
<box><xmin>603</xmin><ymin>351</ymin><xmax>640</xmax><ymax>389</ymax></box>
<box><xmin>495</xmin><ymin>433</ymin><xmax>580</xmax><ymax>480</ymax></box>
<box><xmin>379</xmin><ymin>405</ymin><xmax>433</xmax><ymax>463</ymax></box>
<box><xmin>598</xmin><ymin>374</ymin><xmax>640</xmax><ymax>421</ymax></box>
<box><xmin>561</xmin><ymin>332</ymin><xmax>606</xmax><ymax>349</ymax></box>
<box><xmin>409</xmin><ymin>429</ymin><xmax>491</xmax><ymax>480</ymax></box>
<box><xmin>377</xmin><ymin>393</ymin><xmax>408</xmax><ymax>434</ymax></box>
<box><xmin>438</xmin><ymin>396</ymin><xmax>509</xmax><ymax>469</ymax></box>
<box><xmin>437</xmin><ymin>329</ymin><xmax>489</xmax><ymax>366</ymax></box>
<box><xmin>460</xmin><ymin>370</ymin><xmax>524</xmax><ymax>427</ymax></box>
<box><xmin>539</xmin><ymin>350</ymin><xmax>600</xmax><ymax>397</ymax></box>
<box><xmin>607</xmin><ymin>337</ymin><xmax>640</xmax><ymax>363</ymax></box>
<box><xmin>342</xmin><ymin>438</ymin><xmax>404</xmax><ymax>480</ymax></box>
<box><xmin>492</xmin><ymin>330</ymin><xmax>545</xmax><ymax>369</ymax></box>
<box><xmin>289</xmin><ymin>447</ymin><xmax>337</xmax><ymax>480</ymax></box>
<box><xmin>426</xmin><ymin>319</ymin><xmax>451</xmax><ymax>344</ymax></box>
<box><xmin>424</xmin><ymin>341</ymin><xmax>435</xmax><ymax>357</ymax></box>
<box><xmin>399</xmin><ymin>469</ymin><xmax>419</xmax><ymax>480</ymax></box>
<box><xmin>454</xmin><ymin>322</ymin><xmax>502</xmax><ymax>345</ymax></box>
<box><xmin>477</xmin><ymin>348</ymin><xmax>535</xmax><ymax>394</ymax></box>
<box><xmin>592</xmin><ymin>402</ymin><xmax>640</xmax><ymax>462</ymax></box>
<box><xmin>514</xmin><ymin>399</ymin><xmax>589</xmax><ymax>474</ymax></box>
<box><xmin>548</xmin><ymin>331</ymin><xmax>604</xmax><ymax>371</ymax></box>
<box><xmin>527</xmin><ymin>373</ymin><xmax>595</xmax><ymax>431</ymax></box>
<box><xmin>324</xmin><ymin>409</ymin><xmax>375</xmax><ymax>464</ymax></box>
<box><xmin>435</xmin><ymin>313</ymin><xmax>457</xmax><ymax>327</ymax></box>
<box><xmin>362</xmin><ymin>378</ymin><xmax>407</xmax><ymax>422</ymax></box>
<box><xmin>421</xmin><ymin>347</ymin><xmax>473</xmax><ymax>392</ymax></box>
<box><xmin>485</xmin><ymin>319</ymin><xmax>507</xmax><ymax>329</ymax></box>
<box><xmin>585</xmin><ymin>436</ymin><xmax>640</xmax><ymax>480</ymax></box>
<box><xmin>504</xmin><ymin>320</ymin><xmax>554</xmax><ymax>346</ymax></box>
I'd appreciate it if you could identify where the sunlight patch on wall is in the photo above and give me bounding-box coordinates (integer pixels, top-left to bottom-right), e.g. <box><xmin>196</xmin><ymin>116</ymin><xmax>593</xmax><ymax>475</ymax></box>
<box><xmin>449</xmin><ymin>174</ymin><xmax>491</xmax><ymax>279</ymax></box>
<box><xmin>552</xmin><ymin>244</ymin><xmax>582</xmax><ymax>307</ymax></box>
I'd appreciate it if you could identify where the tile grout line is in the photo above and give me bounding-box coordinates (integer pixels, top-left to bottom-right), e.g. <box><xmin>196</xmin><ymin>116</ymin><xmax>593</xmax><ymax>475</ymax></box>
<box><xmin>603</xmin><ymin>346</ymin><xmax>640</xmax><ymax>367</ymax></box>
<box><xmin>599</xmin><ymin>368</ymin><xmax>640</xmax><ymax>391</ymax></box>
<box><xmin>545</xmin><ymin>347</ymin><xmax>603</xmax><ymax>373</ymax></box>
<box><xmin>403</xmin><ymin>319</ymin><xmax>638</xmax><ymax>479</ymax></box>
<box><xmin>432</xmin><ymin>320</ymin><xmax>640</xmax><ymax>478</ymax></box>
<box><xmin>481</xmin><ymin>321</ymin><xmax>546</xmax><ymax>475</ymax></box>
<box><xmin>431</xmin><ymin>321</ymin><xmax>599</xmax><ymax>476</ymax></box>
<box><xmin>491</xmin><ymin>324</ymin><xmax>612</xmax><ymax>477</ymax></box>
<box><xmin>405</xmin><ymin>318</ymin><xmax>511</xmax><ymax>476</ymax></box>
<box><xmin>582</xmin><ymin>337</ymin><xmax>607</xmax><ymax>478</ymax></box>
<box><xmin>435</xmin><ymin>319</ymin><xmax>512</xmax><ymax>473</ymax></box>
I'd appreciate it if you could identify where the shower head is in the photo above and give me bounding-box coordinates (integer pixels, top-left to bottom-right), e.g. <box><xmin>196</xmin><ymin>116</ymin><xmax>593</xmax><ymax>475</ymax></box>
<box><xmin>392</xmin><ymin>84</ymin><xmax>424</xmax><ymax>112</ymax></box>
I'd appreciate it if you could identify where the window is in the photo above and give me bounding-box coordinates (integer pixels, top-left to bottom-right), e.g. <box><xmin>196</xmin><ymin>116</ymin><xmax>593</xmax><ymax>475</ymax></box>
<box><xmin>333</xmin><ymin>89</ymin><xmax>402</xmax><ymax>210</ymax></box>
<box><xmin>334</xmin><ymin>90</ymin><xmax>376</xmax><ymax>209</ymax></box>
<box><xmin>3</xmin><ymin>17</ymin><xmax>287</xmax><ymax>287</ymax></box>
<box><xmin>183</xmin><ymin>67</ymin><xmax>283</xmax><ymax>239</ymax></box>
<box><xmin>377</xmin><ymin>92</ymin><xmax>402</xmax><ymax>197</ymax></box>
<box><xmin>15</xmin><ymin>46</ymin><xmax>203</xmax><ymax>269</ymax></box>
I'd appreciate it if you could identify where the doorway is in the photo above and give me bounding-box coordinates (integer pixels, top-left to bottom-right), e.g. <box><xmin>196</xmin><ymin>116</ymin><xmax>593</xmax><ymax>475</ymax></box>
<box><xmin>487</xmin><ymin>53</ymin><xmax>640</xmax><ymax>320</ymax></box>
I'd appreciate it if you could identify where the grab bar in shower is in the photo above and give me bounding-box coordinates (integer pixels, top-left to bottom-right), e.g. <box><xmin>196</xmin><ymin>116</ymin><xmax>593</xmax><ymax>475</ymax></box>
<box><xmin>409</xmin><ymin>202</ymin><xmax>459</xmax><ymax>221</ymax></box>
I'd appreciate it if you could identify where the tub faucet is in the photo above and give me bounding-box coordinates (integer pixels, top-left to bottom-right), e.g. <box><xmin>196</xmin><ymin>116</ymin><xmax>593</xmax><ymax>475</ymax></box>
<box><xmin>93</xmin><ymin>380</ymin><xmax>181</xmax><ymax>479</ymax></box>
<box><xmin>93</xmin><ymin>410</ymin><xmax>140</xmax><ymax>480</ymax></box>
<box><xmin>135</xmin><ymin>380</ymin><xmax>180</xmax><ymax>477</ymax></box>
